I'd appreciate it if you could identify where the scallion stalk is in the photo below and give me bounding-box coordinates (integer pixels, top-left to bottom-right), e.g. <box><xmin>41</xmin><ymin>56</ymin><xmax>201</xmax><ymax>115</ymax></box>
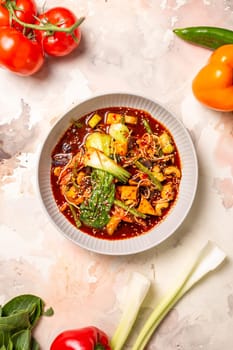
<box><xmin>68</xmin><ymin>203</ymin><xmax>81</xmax><ymax>228</ymax></box>
<box><xmin>135</xmin><ymin>161</ymin><xmax>163</xmax><ymax>191</ymax></box>
<box><xmin>142</xmin><ymin>118</ymin><xmax>152</xmax><ymax>134</ymax></box>
<box><xmin>131</xmin><ymin>241</ymin><xmax>226</xmax><ymax>350</ymax></box>
<box><xmin>110</xmin><ymin>272</ymin><xmax>151</xmax><ymax>350</ymax></box>
<box><xmin>114</xmin><ymin>199</ymin><xmax>146</xmax><ymax>219</ymax></box>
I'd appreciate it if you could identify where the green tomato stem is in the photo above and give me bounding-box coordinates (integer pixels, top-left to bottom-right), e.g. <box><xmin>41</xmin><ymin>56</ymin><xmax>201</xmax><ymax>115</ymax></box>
<box><xmin>6</xmin><ymin>1</ymin><xmax>85</xmax><ymax>35</ymax></box>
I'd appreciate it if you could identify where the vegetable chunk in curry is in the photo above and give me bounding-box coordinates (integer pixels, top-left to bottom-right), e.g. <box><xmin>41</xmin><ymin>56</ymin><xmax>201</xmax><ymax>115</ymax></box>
<box><xmin>51</xmin><ymin>107</ymin><xmax>182</xmax><ymax>240</ymax></box>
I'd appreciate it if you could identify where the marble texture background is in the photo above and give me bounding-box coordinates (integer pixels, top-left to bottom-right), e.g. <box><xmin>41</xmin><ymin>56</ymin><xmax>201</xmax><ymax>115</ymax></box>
<box><xmin>0</xmin><ymin>0</ymin><xmax>233</xmax><ymax>349</ymax></box>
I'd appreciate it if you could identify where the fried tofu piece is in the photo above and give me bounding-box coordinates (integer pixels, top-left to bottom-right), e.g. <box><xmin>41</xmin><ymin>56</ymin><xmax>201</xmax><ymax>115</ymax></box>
<box><xmin>155</xmin><ymin>202</ymin><xmax>169</xmax><ymax>216</ymax></box>
<box><xmin>125</xmin><ymin>115</ymin><xmax>138</xmax><ymax>124</ymax></box>
<box><xmin>137</xmin><ymin>196</ymin><xmax>156</xmax><ymax>215</ymax></box>
<box><xmin>164</xmin><ymin>166</ymin><xmax>181</xmax><ymax>178</ymax></box>
<box><xmin>159</xmin><ymin>132</ymin><xmax>174</xmax><ymax>154</ymax></box>
<box><xmin>106</xmin><ymin>216</ymin><xmax>122</xmax><ymax>235</ymax></box>
<box><xmin>113</xmin><ymin>140</ymin><xmax>128</xmax><ymax>156</ymax></box>
<box><xmin>88</xmin><ymin>113</ymin><xmax>102</xmax><ymax>128</ymax></box>
<box><xmin>117</xmin><ymin>186</ymin><xmax>138</xmax><ymax>201</ymax></box>
<box><xmin>106</xmin><ymin>113</ymin><xmax>122</xmax><ymax>124</ymax></box>
<box><xmin>161</xmin><ymin>183</ymin><xmax>175</xmax><ymax>201</ymax></box>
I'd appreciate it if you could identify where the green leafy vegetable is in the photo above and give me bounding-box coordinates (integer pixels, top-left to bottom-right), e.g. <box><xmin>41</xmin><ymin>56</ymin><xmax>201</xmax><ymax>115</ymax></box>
<box><xmin>11</xmin><ymin>330</ymin><xmax>31</xmax><ymax>349</ymax></box>
<box><xmin>84</xmin><ymin>148</ymin><xmax>131</xmax><ymax>183</ymax></box>
<box><xmin>109</xmin><ymin>123</ymin><xmax>129</xmax><ymax>143</ymax></box>
<box><xmin>2</xmin><ymin>294</ymin><xmax>44</xmax><ymax>328</ymax></box>
<box><xmin>0</xmin><ymin>294</ymin><xmax>53</xmax><ymax>350</ymax></box>
<box><xmin>0</xmin><ymin>312</ymin><xmax>30</xmax><ymax>333</ymax></box>
<box><xmin>80</xmin><ymin>169</ymin><xmax>115</xmax><ymax>229</ymax></box>
<box><xmin>85</xmin><ymin>132</ymin><xmax>112</xmax><ymax>156</ymax></box>
<box><xmin>131</xmin><ymin>241</ymin><xmax>226</xmax><ymax>350</ymax></box>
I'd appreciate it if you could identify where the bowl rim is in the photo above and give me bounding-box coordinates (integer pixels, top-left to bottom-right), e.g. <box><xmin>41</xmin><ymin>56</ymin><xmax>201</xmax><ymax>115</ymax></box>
<box><xmin>37</xmin><ymin>92</ymin><xmax>198</xmax><ymax>255</ymax></box>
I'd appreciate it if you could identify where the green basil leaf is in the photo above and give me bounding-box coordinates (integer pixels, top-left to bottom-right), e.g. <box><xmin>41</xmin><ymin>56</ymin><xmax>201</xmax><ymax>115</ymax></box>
<box><xmin>2</xmin><ymin>295</ymin><xmax>43</xmax><ymax>327</ymax></box>
<box><xmin>6</xmin><ymin>338</ymin><xmax>13</xmax><ymax>350</ymax></box>
<box><xmin>0</xmin><ymin>330</ymin><xmax>11</xmax><ymax>347</ymax></box>
<box><xmin>12</xmin><ymin>329</ymin><xmax>31</xmax><ymax>350</ymax></box>
<box><xmin>43</xmin><ymin>307</ymin><xmax>54</xmax><ymax>317</ymax></box>
<box><xmin>0</xmin><ymin>311</ymin><xmax>30</xmax><ymax>332</ymax></box>
<box><xmin>0</xmin><ymin>345</ymin><xmax>7</xmax><ymax>350</ymax></box>
<box><xmin>31</xmin><ymin>337</ymin><xmax>40</xmax><ymax>350</ymax></box>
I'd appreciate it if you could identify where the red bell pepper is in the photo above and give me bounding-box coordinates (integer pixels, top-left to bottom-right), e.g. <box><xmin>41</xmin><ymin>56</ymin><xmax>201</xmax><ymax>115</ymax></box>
<box><xmin>50</xmin><ymin>326</ymin><xmax>112</xmax><ymax>350</ymax></box>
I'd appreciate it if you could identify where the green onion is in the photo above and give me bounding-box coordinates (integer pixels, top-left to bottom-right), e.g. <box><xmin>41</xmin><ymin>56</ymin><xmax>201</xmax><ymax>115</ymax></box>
<box><xmin>72</xmin><ymin>120</ymin><xmax>83</xmax><ymax>128</ymax></box>
<box><xmin>135</xmin><ymin>161</ymin><xmax>163</xmax><ymax>191</ymax></box>
<box><xmin>142</xmin><ymin>118</ymin><xmax>152</xmax><ymax>134</ymax></box>
<box><xmin>114</xmin><ymin>199</ymin><xmax>146</xmax><ymax>219</ymax></box>
<box><xmin>131</xmin><ymin>241</ymin><xmax>226</xmax><ymax>350</ymax></box>
<box><xmin>111</xmin><ymin>272</ymin><xmax>151</xmax><ymax>350</ymax></box>
<box><xmin>68</xmin><ymin>203</ymin><xmax>82</xmax><ymax>228</ymax></box>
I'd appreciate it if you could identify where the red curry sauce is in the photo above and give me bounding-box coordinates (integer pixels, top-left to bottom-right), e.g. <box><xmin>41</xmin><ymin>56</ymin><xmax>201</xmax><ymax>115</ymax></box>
<box><xmin>51</xmin><ymin>107</ymin><xmax>181</xmax><ymax>240</ymax></box>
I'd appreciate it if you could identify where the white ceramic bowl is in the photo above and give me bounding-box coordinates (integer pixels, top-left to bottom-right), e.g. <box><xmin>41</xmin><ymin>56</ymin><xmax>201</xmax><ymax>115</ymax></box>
<box><xmin>37</xmin><ymin>93</ymin><xmax>198</xmax><ymax>255</ymax></box>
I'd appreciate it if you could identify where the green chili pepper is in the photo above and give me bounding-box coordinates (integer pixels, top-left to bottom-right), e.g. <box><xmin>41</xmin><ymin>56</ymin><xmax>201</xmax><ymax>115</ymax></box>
<box><xmin>173</xmin><ymin>26</ymin><xmax>233</xmax><ymax>50</ymax></box>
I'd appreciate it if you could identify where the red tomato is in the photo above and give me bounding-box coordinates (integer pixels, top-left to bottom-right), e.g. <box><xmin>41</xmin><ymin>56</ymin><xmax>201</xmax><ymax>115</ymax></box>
<box><xmin>0</xmin><ymin>5</ymin><xmax>9</xmax><ymax>26</ymax></box>
<box><xmin>35</xmin><ymin>7</ymin><xmax>82</xmax><ymax>57</ymax></box>
<box><xmin>13</xmin><ymin>0</ymin><xmax>37</xmax><ymax>31</ymax></box>
<box><xmin>0</xmin><ymin>27</ymin><xmax>44</xmax><ymax>76</ymax></box>
<box><xmin>0</xmin><ymin>0</ymin><xmax>37</xmax><ymax>30</ymax></box>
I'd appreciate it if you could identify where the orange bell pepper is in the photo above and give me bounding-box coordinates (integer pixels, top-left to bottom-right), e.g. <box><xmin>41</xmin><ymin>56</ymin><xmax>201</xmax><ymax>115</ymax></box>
<box><xmin>192</xmin><ymin>44</ymin><xmax>233</xmax><ymax>112</ymax></box>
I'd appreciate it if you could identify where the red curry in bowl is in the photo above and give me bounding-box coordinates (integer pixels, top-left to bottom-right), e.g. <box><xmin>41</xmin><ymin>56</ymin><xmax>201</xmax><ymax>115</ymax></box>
<box><xmin>50</xmin><ymin>106</ymin><xmax>181</xmax><ymax>240</ymax></box>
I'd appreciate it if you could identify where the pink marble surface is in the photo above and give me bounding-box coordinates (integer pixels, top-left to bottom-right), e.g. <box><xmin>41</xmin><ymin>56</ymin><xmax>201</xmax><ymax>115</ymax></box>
<box><xmin>0</xmin><ymin>0</ymin><xmax>233</xmax><ymax>349</ymax></box>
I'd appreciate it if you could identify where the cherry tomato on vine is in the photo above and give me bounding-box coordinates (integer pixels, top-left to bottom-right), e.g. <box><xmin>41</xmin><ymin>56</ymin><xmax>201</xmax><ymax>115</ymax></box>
<box><xmin>35</xmin><ymin>7</ymin><xmax>82</xmax><ymax>57</ymax></box>
<box><xmin>0</xmin><ymin>0</ymin><xmax>37</xmax><ymax>30</ymax></box>
<box><xmin>0</xmin><ymin>27</ymin><xmax>44</xmax><ymax>76</ymax></box>
<box><xmin>13</xmin><ymin>0</ymin><xmax>37</xmax><ymax>30</ymax></box>
<box><xmin>0</xmin><ymin>5</ymin><xmax>9</xmax><ymax>26</ymax></box>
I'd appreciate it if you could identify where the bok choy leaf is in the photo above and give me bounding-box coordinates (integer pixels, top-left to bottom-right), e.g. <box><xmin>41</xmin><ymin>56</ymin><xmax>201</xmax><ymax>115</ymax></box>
<box><xmin>84</xmin><ymin>148</ymin><xmax>130</xmax><ymax>183</ymax></box>
<box><xmin>80</xmin><ymin>169</ymin><xmax>115</xmax><ymax>229</ymax></box>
